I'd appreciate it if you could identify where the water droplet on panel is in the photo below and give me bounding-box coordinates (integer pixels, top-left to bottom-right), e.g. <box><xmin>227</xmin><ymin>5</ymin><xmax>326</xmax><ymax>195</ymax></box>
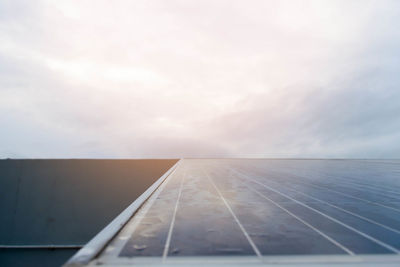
<box><xmin>133</xmin><ymin>244</ymin><xmax>147</xmax><ymax>251</ymax></box>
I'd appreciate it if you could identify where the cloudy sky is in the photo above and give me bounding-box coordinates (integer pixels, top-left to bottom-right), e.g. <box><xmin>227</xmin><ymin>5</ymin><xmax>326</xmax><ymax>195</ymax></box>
<box><xmin>1</xmin><ymin>0</ymin><xmax>400</xmax><ymax>158</ymax></box>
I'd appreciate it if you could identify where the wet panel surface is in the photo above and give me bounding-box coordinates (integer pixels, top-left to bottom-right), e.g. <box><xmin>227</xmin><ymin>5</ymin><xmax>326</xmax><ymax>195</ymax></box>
<box><xmin>167</xmin><ymin>168</ymin><xmax>255</xmax><ymax>256</ymax></box>
<box><xmin>95</xmin><ymin>159</ymin><xmax>400</xmax><ymax>264</ymax></box>
<box><xmin>118</xmin><ymin>167</ymin><xmax>186</xmax><ymax>257</ymax></box>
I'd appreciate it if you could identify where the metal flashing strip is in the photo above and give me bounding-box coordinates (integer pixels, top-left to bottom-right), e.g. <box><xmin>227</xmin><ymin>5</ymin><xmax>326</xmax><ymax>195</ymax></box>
<box><xmin>64</xmin><ymin>160</ymin><xmax>181</xmax><ymax>266</ymax></box>
<box><xmin>95</xmin><ymin>254</ymin><xmax>400</xmax><ymax>266</ymax></box>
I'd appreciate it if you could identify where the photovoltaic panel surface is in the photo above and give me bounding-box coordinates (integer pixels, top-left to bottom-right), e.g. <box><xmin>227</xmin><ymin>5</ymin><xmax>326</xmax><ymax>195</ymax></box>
<box><xmin>77</xmin><ymin>159</ymin><xmax>400</xmax><ymax>266</ymax></box>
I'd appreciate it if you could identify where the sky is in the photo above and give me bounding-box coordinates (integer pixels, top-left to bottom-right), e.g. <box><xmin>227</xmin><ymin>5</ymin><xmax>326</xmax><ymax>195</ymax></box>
<box><xmin>1</xmin><ymin>0</ymin><xmax>400</xmax><ymax>158</ymax></box>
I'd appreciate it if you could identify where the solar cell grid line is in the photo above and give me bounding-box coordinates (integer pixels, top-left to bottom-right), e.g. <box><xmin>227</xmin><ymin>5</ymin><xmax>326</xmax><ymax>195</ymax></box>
<box><xmin>337</xmin><ymin>173</ymin><xmax>400</xmax><ymax>190</ymax></box>
<box><xmin>251</xmin><ymin>162</ymin><xmax>400</xmax><ymax>201</ymax></box>
<box><xmin>291</xmin><ymin>162</ymin><xmax>400</xmax><ymax>192</ymax></box>
<box><xmin>242</xmin><ymin>181</ymin><xmax>354</xmax><ymax>255</ymax></box>
<box><xmin>202</xmin><ymin>168</ymin><xmax>263</xmax><ymax>259</ymax></box>
<box><xmin>318</xmin><ymin>177</ymin><xmax>400</xmax><ymax>199</ymax></box>
<box><xmin>334</xmin><ymin>181</ymin><xmax>400</xmax><ymax>197</ymax></box>
<box><xmin>290</xmin><ymin>178</ymin><xmax>400</xmax><ymax>212</ymax></box>
<box><xmin>255</xmin><ymin>168</ymin><xmax>400</xmax><ymax>213</ymax></box>
<box><xmin>243</xmin><ymin>165</ymin><xmax>400</xmax><ymax>231</ymax></box>
<box><xmin>285</xmin><ymin>159</ymin><xmax>400</xmax><ymax>189</ymax></box>
<box><xmin>350</xmin><ymin>180</ymin><xmax>400</xmax><ymax>193</ymax></box>
<box><xmin>206</xmin><ymin>164</ymin><xmax>348</xmax><ymax>256</ymax></box>
<box><xmin>230</xmin><ymin>162</ymin><xmax>400</xmax><ymax>216</ymax></box>
<box><xmin>278</xmin><ymin>166</ymin><xmax>390</xmax><ymax>188</ymax></box>
<box><xmin>233</xmin><ymin>168</ymin><xmax>400</xmax><ymax>250</ymax></box>
<box><xmin>224</xmin><ymin>160</ymin><xmax>400</xmax><ymax>234</ymax></box>
<box><xmin>272</xmin><ymin>165</ymin><xmax>400</xmax><ymax>201</ymax></box>
<box><xmin>267</xmin><ymin>160</ymin><xmax>394</xmax><ymax>192</ymax></box>
<box><xmin>260</xmin><ymin>176</ymin><xmax>400</xmax><ymax>235</ymax></box>
<box><xmin>162</xmin><ymin>169</ymin><xmax>186</xmax><ymax>261</ymax></box>
<box><xmin>229</xmin><ymin>168</ymin><xmax>400</xmax><ymax>254</ymax></box>
<box><xmin>209</xmin><ymin>162</ymin><xmax>355</xmax><ymax>256</ymax></box>
<box><xmin>319</xmin><ymin>179</ymin><xmax>400</xmax><ymax>198</ymax></box>
<box><xmin>285</xmin><ymin>162</ymin><xmax>399</xmax><ymax>185</ymax></box>
<box><xmin>268</xmin><ymin>170</ymin><xmax>400</xmax><ymax>206</ymax></box>
<box><xmin>259</xmin><ymin>167</ymin><xmax>400</xmax><ymax>204</ymax></box>
<box><xmin>212</xmin><ymin>162</ymin><xmax>355</xmax><ymax>255</ymax></box>
<box><xmin>248</xmin><ymin>160</ymin><xmax>400</xmax><ymax>189</ymax></box>
<box><xmin>322</xmin><ymin>185</ymin><xmax>400</xmax><ymax>203</ymax></box>
<box><xmin>164</xmin><ymin>162</ymin><xmax>257</xmax><ymax>257</ymax></box>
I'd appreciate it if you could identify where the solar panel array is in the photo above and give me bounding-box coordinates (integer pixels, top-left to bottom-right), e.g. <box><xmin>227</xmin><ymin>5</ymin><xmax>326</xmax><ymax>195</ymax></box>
<box><xmin>91</xmin><ymin>159</ymin><xmax>400</xmax><ymax>265</ymax></box>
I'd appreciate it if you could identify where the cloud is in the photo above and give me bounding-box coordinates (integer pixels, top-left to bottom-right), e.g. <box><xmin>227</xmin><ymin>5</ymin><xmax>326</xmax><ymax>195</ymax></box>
<box><xmin>0</xmin><ymin>0</ymin><xmax>400</xmax><ymax>158</ymax></box>
<box><xmin>207</xmin><ymin>68</ymin><xmax>400</xmax><ymax>158</ymax></box>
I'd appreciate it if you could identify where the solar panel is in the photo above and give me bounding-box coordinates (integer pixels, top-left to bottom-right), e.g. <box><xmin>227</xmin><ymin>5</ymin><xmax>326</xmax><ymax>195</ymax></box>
<box><xmin>65</xmin><ymin>159</ymin><xmax>400</xmax><ymax>266</ymax></box>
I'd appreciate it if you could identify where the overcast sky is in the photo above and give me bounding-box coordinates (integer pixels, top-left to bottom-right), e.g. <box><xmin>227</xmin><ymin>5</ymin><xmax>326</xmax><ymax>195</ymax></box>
<box><xmin>1</xmin><ymin>0</ymin><xmax>400</xmax><ymax>158</ymax></box>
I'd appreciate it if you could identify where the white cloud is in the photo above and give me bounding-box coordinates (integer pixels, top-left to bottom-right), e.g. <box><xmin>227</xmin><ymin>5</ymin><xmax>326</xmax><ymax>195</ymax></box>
<box><xmin>1</xmin><ymin>0</ymin><xmax>400</xmax><ymax>158</ymax></box>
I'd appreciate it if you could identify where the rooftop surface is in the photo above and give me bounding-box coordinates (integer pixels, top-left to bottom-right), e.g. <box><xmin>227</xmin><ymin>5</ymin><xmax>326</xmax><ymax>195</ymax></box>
<box><xmin>67</xmin><ymin>159</ymin><xmax>400</xmax><ymax>266</ymax></box>
<box><xmin>0</xmin><ymin>159</ymin><xmax>177</xmax><ymax>267</ymax></box>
